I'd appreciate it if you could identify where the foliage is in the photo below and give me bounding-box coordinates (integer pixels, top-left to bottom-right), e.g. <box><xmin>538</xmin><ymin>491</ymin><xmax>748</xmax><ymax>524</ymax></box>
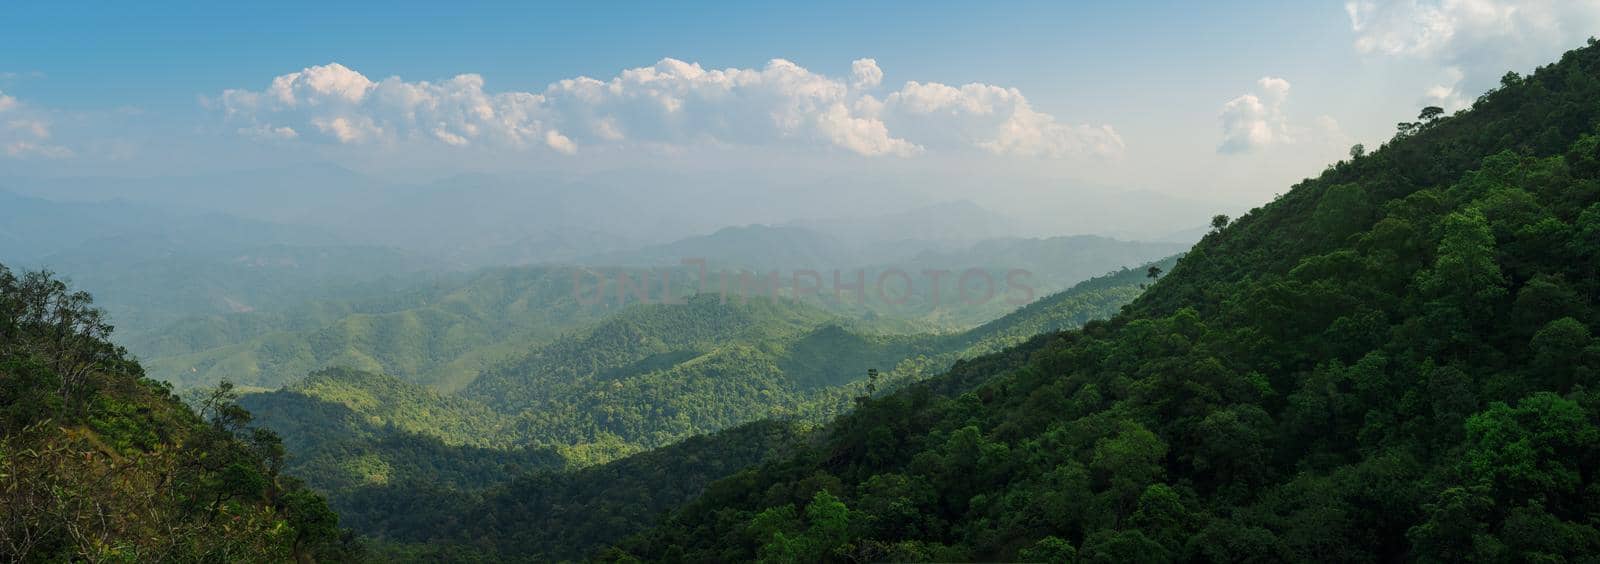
<box><xmin>0</xmin><ymin>265</ymin><xmax>356</xmax><ymax>562</ymax></box>
<box><xmin>605</xmin><ymin>41</ymin><xmax>1600</xmax><ymax>562</ymax></box>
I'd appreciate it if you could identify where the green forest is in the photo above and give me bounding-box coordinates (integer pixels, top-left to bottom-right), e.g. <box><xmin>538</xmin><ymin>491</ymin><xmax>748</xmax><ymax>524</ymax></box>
<box><xmin>7</xmin><ymin>23</ymin><xmax>1600</xmax><ymax>564</ymax></box>
<box><xmin>604</xmin><ymin>40</ymin><xmax>1600</xmax><ymax>562</ymax></box>
<box><xmin>222</xmin><ymin>258</ymin><xmax>1171</xmax><ymax>554</ymax></box>
<box><xmin>0</xmin><ymin>266</ymin><xmax>358</xmax><ymax>561</ymax></box>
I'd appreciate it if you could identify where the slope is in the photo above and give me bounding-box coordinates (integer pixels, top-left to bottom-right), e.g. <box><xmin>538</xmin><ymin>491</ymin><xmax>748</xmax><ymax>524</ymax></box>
<box><xmin>462</xmin><ymin>293</ymin><xmax>928</xmax><ymax>448</ymax></box>
<box><xmin>288</xmin><ymin>256</ymin><xmax>1172</xmax><ymax>559</ymax></box>
<box><xmin>611</xmin><ymin>40</ymin><xmax>1600</xmax><ymax>562</ymax></box>
<box><xmin>0</xmin><ymin>265</ymin><xmax>357</xmax><ymax>562</ymax></box>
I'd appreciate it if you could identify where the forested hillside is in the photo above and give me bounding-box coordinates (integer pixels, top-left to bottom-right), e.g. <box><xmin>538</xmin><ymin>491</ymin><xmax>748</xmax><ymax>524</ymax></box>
<box><xmin>0</xmin><ymin>266</ymin><xmax>356</xmax><ymax>562</ymax></box>
<box><xmin>462</xmin><ymin>294</ymin><xmax>930</xmax><ymax>448</ymax></box>
<box><xmin>213</xmin><ymin>256</ymin><xmax>1170</xmax><ymax>559</ymax></box>
<box><xmin>357</xmin><ymin>420</ymin><xmax>809</xmax><ymax>562</ymax></box>
<box><xmin>609</xmin><ymin>40</ymin><xmax>1600</xmax><ymax>562</ymax></box>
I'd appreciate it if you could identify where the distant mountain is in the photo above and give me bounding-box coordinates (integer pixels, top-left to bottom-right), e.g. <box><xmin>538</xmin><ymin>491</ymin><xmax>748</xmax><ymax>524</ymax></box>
<box><xmin>580</xmin><ymin>224</ymin><xmax>865</xmax><ymax>270</ymax></box>
<box><xmin>3</xmin><ymin>168</ymin><xmax>1221</xmax><ymax>269</ymax></box>
<box><xmin>49</xmin><ymin>244</ymin><xmax>433</xmax><ymax>342</ymax></box>
<box><xmin>0</xmin><ymin>190</ymin><xmax>339</xmax><ymax>263</ymax></box>
<box><xmin>140</xmin><ymin>230</ymin><xmax>1181</xmax><ymax>393</ymax></box>
<box><xmin>837</xmin><ymin>235</ymin><xmax>1187</xmax><ymax>328</ymax></box>
<box><xmin>0</xmin><ymin>191</ymin><xmax>431</xmax><ymax>337</ymax></box>
<box><xmin>791</xmin><ymin>200</ymin><xmax>1020</xmax><ymax>244</ymax></box>
<box><xmin>138</xmin><ymin>266</ymin><xmax>617</xmax><ymax>392</ymax></box>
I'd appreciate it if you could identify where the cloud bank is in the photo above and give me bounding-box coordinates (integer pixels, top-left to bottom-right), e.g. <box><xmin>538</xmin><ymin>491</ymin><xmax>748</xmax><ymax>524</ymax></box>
<box><xmin>1346</xmin><ymin>0</ymin><xmax>1600</xmax><ymax>108</ymax></box>
<box><xmin>214</xmin><ymin>58</ymin><xmax>1123</xmax><ymax>158</ymax></box>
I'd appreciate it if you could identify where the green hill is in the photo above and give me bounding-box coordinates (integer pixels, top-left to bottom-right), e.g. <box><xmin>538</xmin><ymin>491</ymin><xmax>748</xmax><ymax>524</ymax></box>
<box><xmin>0</xmin><ymin>265</ymin><xmax>356</xmax><ymax>562</ymax></box>
<box><xmin>351</xmin><ymin>420</ymin><xmax>808</xmax><ymax>562</ymax></box>
<box><xmin>461</xmin><ymin>293</ymin><xmax>935</xmax><ymax>448</ymax></box>
<box><xmin>605</xmin><ymin>41</ymin><xmax>1600</xmax><ymax>562</ymax></box>
<box><xmin>235</xmin><ymin>369</ymin><xmax>568</xmax><ymax>532</ymax></box>
<box><xmin>206</xmin><ymin>254</ymin><xmax>1167</xmax><ymax>558</ymax></box>
<box><xmin>243</xmin><ymin>257</ymin><xmax>1166</xmax><ymax>558</ymax></box>
<box><xmin>138</xmin><ymin>266</ymin><xmax>618</xmax><ymax>392</ymax></box>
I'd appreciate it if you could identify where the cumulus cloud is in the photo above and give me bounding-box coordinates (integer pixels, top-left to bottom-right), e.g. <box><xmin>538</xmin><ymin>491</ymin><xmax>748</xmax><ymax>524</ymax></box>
<box><xmin>1347</xmin><ymin>0</ymin><xmax>1600</xmax><ymax>100</ymax></box>
<box><xmin>215</xmin><ymin>58</ymin><xmax>1121</xmax><ymax>159</ymax></box>
<box><xmin>1219</xmin><ymin>77</ymin><xmax>1295</xmax><ymax>154</ymax></box>
<box><xmin>1257</xmin><ymin>77</ymin><xmax>1291</xmax><ymax>103</ymax></box>
<box><xmin>0</xmin><ymin>90</ymin><xmax>72</xmax><ymax>159</ymax></box>
<box><xmin>850</xmin><ymin>58</ymin><xmax>884</xmax><ymax>90</ymax></box>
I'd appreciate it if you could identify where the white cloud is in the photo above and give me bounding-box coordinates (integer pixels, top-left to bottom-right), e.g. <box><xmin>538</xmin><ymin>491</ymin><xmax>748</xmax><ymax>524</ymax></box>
<box><xmin>544</xmin><ymin>129</ymin><xmax>576</xmax><ymax>155</ymax></box>
<box><xmin>0</xmin><ymin>91</ymin><xmax>71</xmax><ymax>159</ymax></box>
<box><xmin>850</xmin><ymin>58</ymin><xmax>884</xmax><ymax>90</ymax></box>
<box><xmin>1219</xmin><ymin>76</ymin><xmax>1294</xmax><ymax>154</ymax></box>
<box><xmin>216</xmin><ymin>58</ymin><xmax>1121</xmax><ymax>159</ymax></box>
<box><xmin>1257</xmin><ymin>76</ymin><xmax>1291</xmax><ymax>103</ymax></box>
<box><xmin>312</xmin><ymin>115</ymin><xmax>381</xmax><ymax>143</ymax></box>
<box><xmin>1219</xmin><ymin>95</ymin><xmax>1275</xmax><ymax>154</ymax></box>
<box><xmin>238</xmin><ymin>124</ymin><xmax>299</xmax><ymax>140</ymax></box>
<box><xmin>1347</xmin><ymin>0</ymin><xmax>1600</xmax><ymax>99</ymax></box>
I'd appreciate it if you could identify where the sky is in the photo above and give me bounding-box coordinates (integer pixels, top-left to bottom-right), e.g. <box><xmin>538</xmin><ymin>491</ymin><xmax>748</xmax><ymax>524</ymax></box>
<box><xmin>3</xmin><ymin>1</ymin><xmax>1599</xmax><ymax>213</ymax></box>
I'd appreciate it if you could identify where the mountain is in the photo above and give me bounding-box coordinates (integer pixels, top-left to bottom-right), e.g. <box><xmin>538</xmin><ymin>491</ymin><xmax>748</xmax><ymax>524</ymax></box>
<box><xmin>581</xmin><ymin>224</ymin><xmax>866</xmax><ymax>270</ymax></box>
<box><xmin>137</xmin><ymin>266</ymin><xmax>619</xmax><ymax>392</ymax></box>
<box><xmin>0</xmin><ymin>190</ymin><xmax>339</xmax><ymax>264</ymax></box>
<box><xmin>135</xmin><ymin>230</ymin><xmax>1181</xmax><ymax>394</ymax></box>
<box><xmin>579</xmin><ymin>227</ymin><xmax>1185</xmax><ymax>329</ymax></box>
<box><xmin>0</xmin><ymin>265</ymin><xmax>357</xmax><ymax>561</ymax></box>
<box><xmin>45</xmin><ymin>244</ymin><xmax>432</xmax><ymax>343</ymax></box>
<box><xmin>602</xmin><ymin>41</ymin><xmax>1600</xmax><ymax>562</ymax></box>
<box><xmin>460</xmin><ymin>294</ymin><xmax>934</xmax><ymax>449</ymax></box>
<box><xmin>460</xmin><ymin>256</ymin><xmax>1179</xmax><ymax>453</ymax></box>
<box><xmin>236</xmin><ymin>369</ymin><xmax>568</xmax><ymax>528</ymax></box>
<box><xmin>790</xmin><ymin>200</ymin><xmax>1020</xmax><ymax>245</ymax></box>
<box><xmin>250</xmin><ymin>256</ymin><xmax>1169</xmax><ymax>558</ymax></box>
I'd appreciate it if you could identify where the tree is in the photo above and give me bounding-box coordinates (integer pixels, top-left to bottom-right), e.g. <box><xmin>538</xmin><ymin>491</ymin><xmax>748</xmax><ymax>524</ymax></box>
<box><xmin>1418</xmin><ymin>208</ymin><xmax>1506</xmax><ymax>323</ymax></box>
<box><xmin>1419</xmin><ymin>106</ymin><xmax>1445</xmax><ymax>123</ymax></box>
<box><xmin>1349</xmin><ymin>143</ymin><xmax>1366</xmax><ymax>159</ymax></box>
<box><xmin>1529</xmin><ymin>318</ymin><xmax>1593</xmax><ymax>391</ymax></box>
<box><xmin>0</xmin><ymin>267</ymin><xmax>120</xmax><ymax>404</ymax></box>
<box><xmin>1147</xmin><ymin>266</ymin><xmax>1163</xmax><ymax>280</ymax></box>
<box><xmin>1019</xmin><ymin>536</ymin><xmax>1077</xmax><ymax>563</ymax></box>
<box><xmin>1210</xmin><ymin>215</ymin><xmax>1231</xmax><ymax>232</ymax></box>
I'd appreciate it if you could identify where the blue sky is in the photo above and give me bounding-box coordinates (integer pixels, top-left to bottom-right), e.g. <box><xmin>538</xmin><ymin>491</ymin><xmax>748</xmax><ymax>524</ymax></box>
<box><xmin>3</xmin><ymin>1</ymin><xmax>1598</xmax><ymax>208</ymax></box>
